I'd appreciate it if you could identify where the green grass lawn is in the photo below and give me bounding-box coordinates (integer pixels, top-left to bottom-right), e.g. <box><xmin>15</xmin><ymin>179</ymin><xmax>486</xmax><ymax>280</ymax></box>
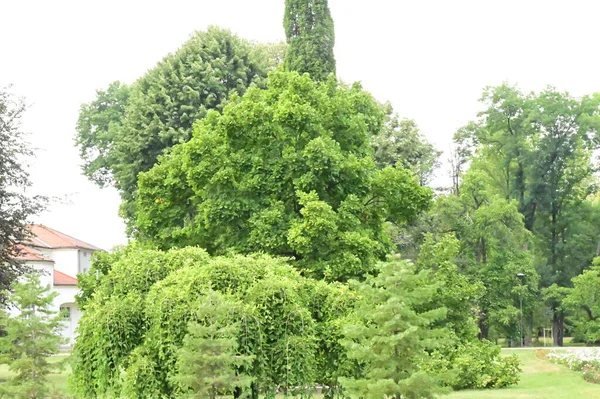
<box><xmin>444</xmin><ymin>349</ymin><xmax>600</xmax><ymax>398</ymax></box>
<box><xmin>4</xmin><ymin>349</ymin><xmax>600</xmax><ymax>398</ymax></box>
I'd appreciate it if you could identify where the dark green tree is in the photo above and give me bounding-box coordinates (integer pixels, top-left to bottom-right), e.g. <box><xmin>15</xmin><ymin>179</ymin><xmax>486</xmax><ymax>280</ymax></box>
<box><xmin>0</xmin><ymin>88</ymin><xmax>45</xmax><ymax>304</ymax></box>
<box><xmin>284</xmin><ymin>0</ymin><xmax>336</xmax><ymax>81</ymax></box>
<box><xmin>75</xmin><ymin>27</ymin><xmax>281</xmax><ymax>228</ymax></box>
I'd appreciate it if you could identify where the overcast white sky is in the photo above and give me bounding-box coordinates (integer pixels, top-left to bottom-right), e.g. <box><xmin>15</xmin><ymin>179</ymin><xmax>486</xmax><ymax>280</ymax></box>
<box><xmin>1</xmin><ymin>0</ymin><xmax>600</xmax><ymax>250</ymax></box>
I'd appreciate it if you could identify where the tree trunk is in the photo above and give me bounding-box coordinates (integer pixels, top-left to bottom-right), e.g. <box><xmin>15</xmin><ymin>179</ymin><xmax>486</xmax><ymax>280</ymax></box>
<box><xmin>552</xmin><ymin>311</ymin><xmax>564</xmax><ymax>347</ymax></box>
<box><xmin>478</xmin><ymin>312</ymin><xmax>489</xmax><ymax>340</ymax></box>
<box><xmin>234</xmin><ymin>386</ymin><xmax>242</xmax><ymax>399</ymax></box>
<box><xmin>251</xmin><ymin>382</ymin><xmax>259</xmax><ymax>399</ymax></box>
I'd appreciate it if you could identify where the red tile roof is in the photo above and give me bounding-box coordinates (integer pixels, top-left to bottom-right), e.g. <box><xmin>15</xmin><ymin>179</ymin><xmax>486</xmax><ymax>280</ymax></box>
<box><xmin>13</xmin><ymin>245</ymin><xmax>54</xmax><ymax>262</ymax></box>
<box><xmin>27</xmin><ymin>224</ymin><xmax>103</xmax><ymax>251</ymax></box>
<box><xmin>54</xmin><ymin>270</ymin><xmax>78</xmax><ymax>286</ymax></box>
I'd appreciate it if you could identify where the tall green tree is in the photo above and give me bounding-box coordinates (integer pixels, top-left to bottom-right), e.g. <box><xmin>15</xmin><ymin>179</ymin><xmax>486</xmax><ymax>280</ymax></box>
<box><xmin>422</xmin><ymin>164</ymin><xmax>539</xmax><ymax>341</ymax></box>
<box><xmin>75</xmin><ymin>27</ymin><xmax>281</xmax><ymax>228</ymax></box>
<box><xmin>455</xmin><ymin>84</ymin><xmax>600</xmax><ymax>345</ymax></box>
<box><xmin>284</xmin><ymin>0</ymin><xmax>336</xmax><ymax>81</ymax></box>
<box><xmin>563</xmin><ymin>257</ymin><xmax>600</xmax><ymax>344</ymax></box>
<box><xmin>0</xmin><ymin>88</ymin><xmax>45</xmax><ymax>303</ymax></box>
<box><xmin>135</xmin><ymin>71</ymin><xmax>432</xmax><ymax>281</ymax></box>
<box><xmin>0</xmin><ymin>274</ymin><xmax>63</xmax><ymax>398</ymax></box>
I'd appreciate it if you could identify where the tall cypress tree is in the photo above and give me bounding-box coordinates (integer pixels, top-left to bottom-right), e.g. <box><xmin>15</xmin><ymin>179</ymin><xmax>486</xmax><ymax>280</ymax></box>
<box><xmin>284</xmin><ymin>0</ymin><xmax>336</xmax><ymax>81</ymax></box>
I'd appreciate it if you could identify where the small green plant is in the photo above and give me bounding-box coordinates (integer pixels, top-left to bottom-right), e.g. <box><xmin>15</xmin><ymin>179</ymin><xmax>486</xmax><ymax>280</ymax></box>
<box><xmin>0</xmin><ymin>273</ymin><xmax>64</xmax><ymax>399</ymax></box>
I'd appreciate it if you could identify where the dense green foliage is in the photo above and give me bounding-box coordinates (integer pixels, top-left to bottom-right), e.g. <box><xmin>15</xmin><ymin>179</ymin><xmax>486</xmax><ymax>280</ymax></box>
<box><xmin>0</xmin><ymin>274</ymin><xmax>63</xmax><ymax>398</ymax></box>
<box><xmin>451</xmin><ymin>84</ymin><xmax>600</xmax><ymax>345</ymax></box>
<box><xmin>135</xmin><ymin>71</ymin><xmax>432</xmax><ymax>281</ymax></box>
<box><xmin>173</xmin><ymin>292</ymin><xmax>253</xmax><ymax>398</ymax></box>
<box><xmin>70</xmin><ymin>248</ymin><xmax>357</xmax><ymax>398</ymax></box>
<box><xmin>0</xmin><ymin>89</ymin><xmax>45</xmax><ymax>302</ymax></box>
<box><xmin>340</xmin><ymin>258</ymin><xmax>447</xmax><ymax>399</ymax></box>
<box><xmin>432</xmin><ymin>168</ymin><xmax>539</xmax><ymax>341</ymax></box>
<box><xmin>436</xmin><ymin>341</ymin><xmax>521</xmax><ymax>390</ymax></box>
<box><xmin>283</xmin><ymin>0</ymin><xmax>335</xmax><ymax>81</ymax></box>
<box><xmin>563</xmin><ymin>257</ymin><xmax>600</xmax><ymax>344</ymax></box>
<box><xmin>75</xmin><ymin>27</ymin><xmax>281</xmax><ymax>227</ymax></box>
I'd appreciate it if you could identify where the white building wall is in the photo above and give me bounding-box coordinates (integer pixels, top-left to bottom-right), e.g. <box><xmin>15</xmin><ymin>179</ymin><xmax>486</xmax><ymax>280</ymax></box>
<box><xmin>32</xmin><ymin>262</ymin><xmax>54</xmax><ymax>290</ymax></box>
<box><xmin>55</xmin><ymin>286</ymin><xmax>81</xmax><ymax>346</ymax></box>
<box><xmin>78</xmin><ymin>250</ymin><xmax>92</xmax><ymax>274</ymax></box>
<box><xmin>48</xmin><ymin>249</ymin><xmax>79</xmax><ymax>278</ymax></box>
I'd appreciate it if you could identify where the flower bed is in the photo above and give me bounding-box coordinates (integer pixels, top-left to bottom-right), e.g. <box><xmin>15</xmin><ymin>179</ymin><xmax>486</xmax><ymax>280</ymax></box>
<box><xmin>546</xmin><ymin>349</ymin><xmax>600</xmax><ymax>383</ymax></box>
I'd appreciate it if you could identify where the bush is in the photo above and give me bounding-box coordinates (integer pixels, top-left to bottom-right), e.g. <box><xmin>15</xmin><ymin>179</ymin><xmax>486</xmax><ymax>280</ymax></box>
<box><xmin>429</xmin><ymin>341</ymin><xmax>521</xmax><ymax>390</ymax></box>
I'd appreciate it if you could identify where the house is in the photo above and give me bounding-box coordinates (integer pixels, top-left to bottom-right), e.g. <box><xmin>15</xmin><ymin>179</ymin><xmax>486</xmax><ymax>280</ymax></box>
<box><xmin>12</xmin><ymin>224</ymin><xmax>102</xmax><ymax>346</ymax></box>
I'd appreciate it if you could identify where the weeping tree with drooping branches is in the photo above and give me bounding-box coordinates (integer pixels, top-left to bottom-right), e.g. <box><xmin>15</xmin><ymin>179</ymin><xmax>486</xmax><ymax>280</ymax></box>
<box><xmin>70</xmin><ymin>247</ymin><xmax>357</xmax><ymax>398</ymax></box>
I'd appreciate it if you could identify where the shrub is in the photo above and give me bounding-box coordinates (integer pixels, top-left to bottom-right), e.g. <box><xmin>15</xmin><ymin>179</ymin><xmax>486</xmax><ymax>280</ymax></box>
<box><xmin>430</xmin><ymin>341</ymin><xmax>521</xmax><ymax>390</ymax></box>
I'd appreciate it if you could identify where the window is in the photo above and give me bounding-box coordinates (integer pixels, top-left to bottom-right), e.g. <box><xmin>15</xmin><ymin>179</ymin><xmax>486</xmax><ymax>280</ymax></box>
<box><xmin>60</xmin><ymin>306</ymin><xmax>71</xmax><ymax>321</ymax></box>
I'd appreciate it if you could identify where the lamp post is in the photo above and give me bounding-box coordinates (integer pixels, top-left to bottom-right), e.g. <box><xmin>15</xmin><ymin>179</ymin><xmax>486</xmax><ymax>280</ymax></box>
<box><xmin>517</xmin><ymin>273</ymin><xmax>525</xmax><ymax>347</ymax></box>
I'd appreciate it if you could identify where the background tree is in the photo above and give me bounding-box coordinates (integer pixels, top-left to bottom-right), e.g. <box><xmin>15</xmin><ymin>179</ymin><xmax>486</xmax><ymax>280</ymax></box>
<box><xmin>0</xmin><ymin>88</ymin><xmax>45</xmax><ymax>304</ymax></box>
<box><xmin>0</xmin><ymin>274</ymin><xmax>63</xmax><ymax>399</ymax></box>
<box><xmin>135</xmin><ymin>71</ymin><xmax>432</xmax><ymax>281</ymax></box>
<box><xmin>453</xmin><ymin>84</ymin><xmax>600</xmax><ymax>345</ymax></box>
<box><xmin>284</xmin><ymin>0</ymin><xmax>336</xmax><ymax>81</ymax></box>
<box><xmin>75</xmin><ymin>81</ymin><xmax>130</xmax><ymax>187</ymax></box>
<box><xmin>75</xmin><ymin>27</ymin><xmax>281</xmax><ymax>228</ymax></box>
<box><xmin>371</xmin><ymin>104</ymin><xmax>441</xmax><ymax>186</ymax></box>
<box><xmin>412</xmin><ymin>164</ymin><xmax>539</xmax><ymax>342</ymax></box>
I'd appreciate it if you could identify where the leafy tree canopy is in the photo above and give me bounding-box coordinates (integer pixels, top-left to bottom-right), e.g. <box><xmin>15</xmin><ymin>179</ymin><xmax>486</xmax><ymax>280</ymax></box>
<box><xmin>0</xmin><ymin>88</ymin><xmax>45</xmax><ymax>303</ymax></box>
<box><xmin>135</xmin><ymin>71</ymin><xmax>432</xmax><ymax>281</ymax></box>
<box><xmin>75</xmin><ymin>27</ymin><xmax>283</xmax><ymax>228</ymax></box>
<box><xmin>372</xmin><ymin>105</ymin><xmax>440</xmax><ymax>185</ymax></box>
<box><xmin>454</xmin><ymin>84</ymin><xmax>600</xmax><ymax>345</ymax></box>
